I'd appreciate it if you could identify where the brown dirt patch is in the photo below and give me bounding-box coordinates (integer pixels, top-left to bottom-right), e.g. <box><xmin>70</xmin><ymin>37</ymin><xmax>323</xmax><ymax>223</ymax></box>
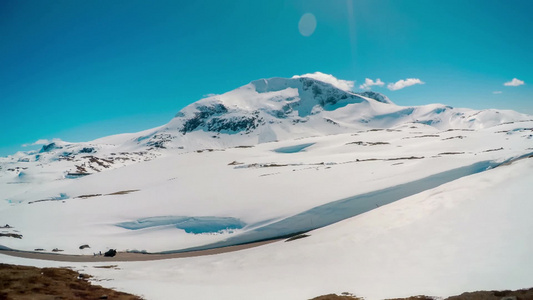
<box><xmin>446</xmin><ymin>288</ymin><xmax>533</xmax><ymax>300</ymax></box>
<box><xmin>315</xmin><ymin>288</ymin><xmax>533</xmax><ymax>300</ymax></box>
<box><xmin>386</xmin><ymin>296</ymin><xmax>435</xmax><ymax>300</ymax></box>
<box><xmin>0</xmin><ymin>263</ymin><xmax>142</xmax><ymax>300</ymax></box>
<box><xmin>310</xmin><ymin>293</ymin><xmax>362</xmax><ymax>300</ymax></box>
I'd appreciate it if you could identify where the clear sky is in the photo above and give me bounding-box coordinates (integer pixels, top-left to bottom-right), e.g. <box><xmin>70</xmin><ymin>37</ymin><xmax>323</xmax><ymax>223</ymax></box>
<box><xmin>1</xmin><ymin>0</ymin><xmax>532</xmax><ymax>156</ymax></box>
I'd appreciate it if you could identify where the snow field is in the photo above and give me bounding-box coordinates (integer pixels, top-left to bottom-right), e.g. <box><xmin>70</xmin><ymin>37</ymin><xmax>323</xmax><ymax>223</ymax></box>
<box><xmin>1</xmin><ymin>157</ymin><xmax>531</xmax><ymax>300</ymax></box>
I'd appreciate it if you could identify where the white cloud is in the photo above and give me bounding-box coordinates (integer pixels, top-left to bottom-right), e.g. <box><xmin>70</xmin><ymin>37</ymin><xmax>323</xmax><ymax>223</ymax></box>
<box><xmin>203</xmin><ymin>93</ymin><xmax>218</xmax><ymax>98</ymax></box>
<box><xmin>359</xmin><ymin>78</ymin><xmax>384</xmax><ymax>90</ymax></box>
<box><xmin>293</xmin><ymin>72</ymin><xmax>354</xmax><ymax>91</ymax></box>
<box><xmin>387</xmin><ymin>78</ymin><xmax>425</xmax><ymax>91</ymax></box>
<box><xmin>504</xmin><ymin>78</ymin><xmax>525</xmax><ymax>86</ymax></box>
<box><xmin>22</xmin><ymin>138</ymin><xmax>62</xmax><ymax>147</ymax></box>
<box><xmin>493</xmin><ymin>91</ymin><xmax>502</xmax><ymax>94</ymax></box>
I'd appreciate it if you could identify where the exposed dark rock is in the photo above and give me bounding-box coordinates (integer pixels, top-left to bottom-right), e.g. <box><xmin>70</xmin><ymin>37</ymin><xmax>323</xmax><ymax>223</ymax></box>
<box><xmin>324</xmin><ymin>118</ymin><xmax>339</xmax><ymax>126</ymax></box>
<box><xmin>40</xmin><ymin>143</ymin><xmax>62</xmax><ymax>153</ymax></box>
<box><xmin>483</xmin><ymin>147</ymin><xmax>504</xmax><ymax>152</ymax></box>
<box><xmin>356</xmin><ymin>91</ymin><xmax>393</xmax><ymax>104</ymax></box>
<box><xmin>0</xmin><ymin>233</ymin><xmax>22</xmax><ymax>239</ymax></box>
<box><xmin>180</xmin><ymin>104</ymin><xmax>228</xmax><ymax>133</ymax></box>
<box><xmin>76</xmin><ymin>194</ymin><xmax>102</xmax><ymax>199</ymax></box>
<box><xmin>299</xmin><ymin>77</ymin><xmax>362</xmax><ymax>107</ymax></box>
<box><xmin>66</xmin><ymin>172</ymin><xmax>91</xmax><ymax>178</ymax></box>
<box><xmin>285</xmin><ymin>234</ymin><xmax>310</xmax><ymax>242</ymax></box>
<box><xmin>346</xmin><ymin>141</ymin><xmax>390</xmax><ymax>146</ymax></box>
<box><xmin>146</xmin><ymin>133</ymin><xmax>174</xmax><ymax>149</ymax></box>
<box><xmin>79</xmin><ymin>147</ymin><xmax>96</xmax><ymax>154</ymax></box>
<box><xmin>206</xmin><ymin>115</ymin><xmax>259</xmax><ymax>133</ymax></box>
<box><xmin>442</xmin><ymin>136</ymin><xmax>466</xmax><ymax>140</ymax></box>
<box><xmin>386</xmin><ymin>156</ymin><xmax>425</xmax><ymax>161</ymax></box>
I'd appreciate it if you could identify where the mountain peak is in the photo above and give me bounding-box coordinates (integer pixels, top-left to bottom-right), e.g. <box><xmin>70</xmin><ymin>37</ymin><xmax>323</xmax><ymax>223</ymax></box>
<box><xmin>356</xmin><ymin>91</ymin><xmax>393</xmax><ymax>104</ymax></box>
<box><xmin>166</xmin><ymin>75</ymin><xmax>374</xmax><ymax>137</ymax></box>
<box><xmin>161</xmin><ymin>74</ymin><xmax>532</xmax><ymax>144</ymax></box>
<box><xmin>291</xmin><ymin>72</ymin><xmax>355</xmax><ymax>92</ymax></box>
<box><xmin>189</xmin><ymin>75</ymin><xmax>368</xmax><ymax>115</ymax></box>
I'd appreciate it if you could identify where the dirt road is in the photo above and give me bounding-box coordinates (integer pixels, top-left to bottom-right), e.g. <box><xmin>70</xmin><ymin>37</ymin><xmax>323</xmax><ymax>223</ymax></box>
<box><xmin>0</xmin><ymin>239</ymin><xmax>281</xmax><ymax>262</ymax></box>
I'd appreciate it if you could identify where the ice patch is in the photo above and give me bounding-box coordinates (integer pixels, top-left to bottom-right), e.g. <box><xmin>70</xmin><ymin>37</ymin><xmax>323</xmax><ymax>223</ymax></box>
<box><xmin>52</xmin><ymin>193</ymin><xmax>69</xmax><ymax>200</ymax></box>
<box><xmin>273</xmin><ymin>143</ymin><xmax>314</xmax><ymax>153</ymax></box>
<box><xmin>116</xmin><ymin>216</ymin><xmax>246</xmax><ymax>234</ymax></box>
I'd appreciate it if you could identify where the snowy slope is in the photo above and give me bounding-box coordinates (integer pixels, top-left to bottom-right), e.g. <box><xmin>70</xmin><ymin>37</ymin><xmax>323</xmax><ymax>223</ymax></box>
<box><xmin>0</xmin><ymin>120</ymin><xmax>531</xmax><ymax>254</ymax></box>
<box><xmin>2</xmin><ymin>157</ymin><xmax>532</xmax><ymax>300</ymax></box>
<box><xmin>99</xmin><ymin>157</ymin><xmax>533</xmax><ymax>300</ymax></box>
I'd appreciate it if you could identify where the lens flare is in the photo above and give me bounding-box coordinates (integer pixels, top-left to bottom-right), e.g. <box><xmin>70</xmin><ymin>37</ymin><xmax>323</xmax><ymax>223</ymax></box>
<box><xmin>298</xmin><ymin>13</ymin><xmax>316</xmax><ymax>37</ymax></box>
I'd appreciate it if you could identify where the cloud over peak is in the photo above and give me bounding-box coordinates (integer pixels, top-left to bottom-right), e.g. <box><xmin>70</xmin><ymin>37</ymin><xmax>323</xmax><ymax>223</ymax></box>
<box><xmin>387</xmin><ymin>78</ymin><xmax>425</xmax><ymax>91</ymax></box>
<box><xmin>22</xmin><ymin>138</ymin><xmax>64</xmax><ymax>147</ymax></box>
<box><xmin>293</xmin><ymin>72</ymin><xmax>354</xmax><ymax>91</ymax></box>
<box><xmin>504</xmin><ymin>78</ymin><xmax>525</xmax><ymax>86</ymax></box>
<box><xmin>359</xmin><ymin>78</ymin><xmax>384</xmax><ymax>90</ymax></box>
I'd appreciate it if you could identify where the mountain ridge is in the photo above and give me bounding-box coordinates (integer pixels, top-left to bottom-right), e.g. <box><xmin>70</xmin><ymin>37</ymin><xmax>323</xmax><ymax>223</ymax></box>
<box><xmin>125</xmin><ymin>75</ymin><xmax>532</xmax><ymax>151</ymax></box>
<box><xmin>1</xmin><ymin>74</ymin><xmax>531</xmax><ymax>173</ymax></box>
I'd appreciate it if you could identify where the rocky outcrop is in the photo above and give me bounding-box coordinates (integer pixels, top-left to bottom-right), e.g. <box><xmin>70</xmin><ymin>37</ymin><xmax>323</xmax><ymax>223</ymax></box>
<box><xmin>180</xmin><ymin>103</ymin><xmax>228</xmax><ymax>134</ymax></box>
<box><xmin>356</xmin><ymin>91</ymin><xmax>392</xmax><ymax>104</ymax></box>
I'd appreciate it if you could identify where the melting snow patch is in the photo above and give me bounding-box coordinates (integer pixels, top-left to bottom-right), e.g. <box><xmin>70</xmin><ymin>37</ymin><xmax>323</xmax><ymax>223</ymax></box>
<box><xmin>116</xmin><ymin>216</ymin><xmax>246</xmax><ymax>234</ymax></box>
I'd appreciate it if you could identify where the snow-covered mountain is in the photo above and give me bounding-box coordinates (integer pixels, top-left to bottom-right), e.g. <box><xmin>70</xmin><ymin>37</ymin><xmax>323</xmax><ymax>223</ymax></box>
<box><xmin>2</xmin><ymin>75</ymin><xmax>530</xmax><ymax>172</ymax></box>
<box><xmin>146</xmin><ymin>75</ymin><xmax>529</xmax><ymax>143</ymax></box>
<box><xmin>1</xmin><ymin>73</ymin><xmax>533</xmax><ymax>300</ymax></box>
<box><xmin>121</xmin><ymin>75</ymin><xmax>531</xmax><ymax>150</ymax></box>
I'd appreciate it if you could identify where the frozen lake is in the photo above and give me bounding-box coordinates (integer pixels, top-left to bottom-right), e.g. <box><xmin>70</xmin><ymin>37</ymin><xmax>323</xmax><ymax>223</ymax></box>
<box><xmin>117</xmin><ymin>216</ymin><xmax>246</xmax><ymax>234</ymax></box>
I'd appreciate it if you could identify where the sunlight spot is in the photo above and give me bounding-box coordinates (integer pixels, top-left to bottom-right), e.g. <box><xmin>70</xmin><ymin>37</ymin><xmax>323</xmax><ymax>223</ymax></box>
<box><xmin>298</xmin><ymin>13</ymin><xmax>317</xmax><ymax>37</ymax></box>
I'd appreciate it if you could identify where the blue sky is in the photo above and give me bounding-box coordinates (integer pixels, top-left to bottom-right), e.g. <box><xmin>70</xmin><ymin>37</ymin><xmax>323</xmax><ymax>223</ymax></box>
<box><xmin>1</xmin><ymin>0</ymin><xmax>532</xmax><ymax>156</ymax></box>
